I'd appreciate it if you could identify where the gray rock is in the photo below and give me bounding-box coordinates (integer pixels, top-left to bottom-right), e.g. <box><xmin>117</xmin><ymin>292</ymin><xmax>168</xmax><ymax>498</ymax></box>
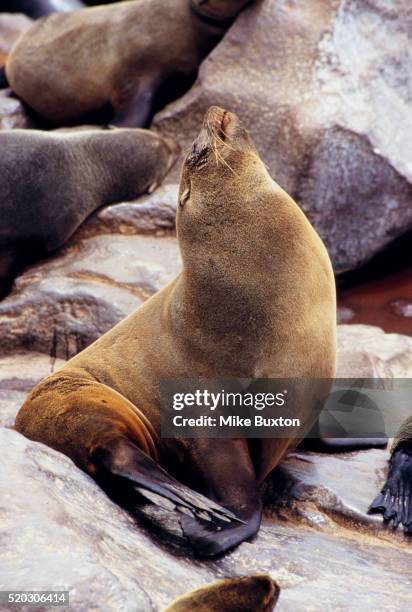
<box><xmin>84</xmin><ymin>184</ymin><xmax>179</xmax><ymax>236</ymax></box>
<box><xmin>0</xmin><ymin>234</ymin><xmax>181</xmax><ymax>359</ymax></box>
<box><xmin>0</xmin><ymin>428</ymin><xmax>212</xmax><ymax>612</ymax></box>
<box><xmin>154</xmin><ymin>0</ymin><xmax>412</xmax><ymax>273</ymax></box>
<box><xmin>337</xmin><ymin>324</ymin><xmax>412</xmax><ymax>377</ymax></box>
<box><xmin>2</xmin><ymin>326</ymin><xmax>412</xmax><ymax>609</ymax></box>
<box><xmin>0</xmin><ymin>352</ymin><xmax>65</xmax><ymax>427</ymax></box>
<box><xmin>0</xmin><ymin>88</ymin><xmax>33</xmax><ymax>129</ymax></box>
<box><xmin>1</xmin><ymin>420</ymin><xmax>412</xmax><ymax>611</ymax></box>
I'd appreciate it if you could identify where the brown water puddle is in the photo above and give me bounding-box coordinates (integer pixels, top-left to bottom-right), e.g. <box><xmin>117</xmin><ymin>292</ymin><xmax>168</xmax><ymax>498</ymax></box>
<box><xmin>338</xmin><ymin>267</ymin><xmax>412</xmax><ymax>336</ymax></box>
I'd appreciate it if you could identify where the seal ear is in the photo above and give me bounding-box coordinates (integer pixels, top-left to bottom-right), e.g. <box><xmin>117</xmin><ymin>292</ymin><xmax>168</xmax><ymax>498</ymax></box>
<box><xmin>179</xmin><ymin>186</ymin><xmax>190</xmax><ymax>208</ymax></box>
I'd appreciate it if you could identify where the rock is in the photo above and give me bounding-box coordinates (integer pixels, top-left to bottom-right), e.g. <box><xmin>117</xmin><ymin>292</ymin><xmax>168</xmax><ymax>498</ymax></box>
<box><xmin>1</xmin><ymin>315</ymin><xmax>412</xmax><ymax>608</ymax></box>
<box><xmin>2</xmin><ymin>421</ymin><xmax>412</xmax><ymax>611</ymax></box>
<box><xmin>83</xmin><ymin>184</ymin><xmax>179</xmax><ymax>237</ymax></box>
<box><xmin>337</xmin><ymin>324</ymin><xmax>412</xmax><ymax>377</ymax></box>
<box><xmin>0</xmin><ymin>428</ymin><xmax>213</xmax><ymax>612</ymax></box>
<box><xmin>0</xmin><ymin>352</ymin><xmax>66</xmax><ymax>428</ymax></box>
<box><xmin>0</xmin><ymin>180</ymin><xmax>180</xmax><ymax>360</ymax></box>
<box><xmin>0</xmin><ymin>88</ymin><xmax>33</xmax><ymax>129</ymax></box>
<box><xmin>0</xmin><ymin>13</ymin><xmax>32</xmax><ymax>66</ymax></box>
<box><xmin>154</xmin><ymin>0</ymin><xmax>412</xmax><ymax>273</ymax></box>
<box><xmin>0</xmin><ymin>233</ymin><xmax>181</xmax><ymax>359</ymax></box>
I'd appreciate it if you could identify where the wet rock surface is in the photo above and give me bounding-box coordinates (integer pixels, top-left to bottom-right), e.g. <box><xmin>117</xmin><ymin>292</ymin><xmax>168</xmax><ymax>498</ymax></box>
<box><xmin>1</xmin><ymin>414</ymin><xmax>412</xmax><ymax>610</ymax></box>
<box><xmin>337</xmin><ymin>324</ymin><xmax>412</xmax><ymax>377</ymax></box>
<box><xmin>83</xmin><ymin>184</ymin><xmax>178</xmax><ymax>237</ymax></box>
<box><xmin>0</xmin><ymin>352</ymin><xmax>65</xmax><ymax>428</ymax></box>
<box><xmin>154</xmin><ymin>0</ymin><xmax>412</xmax><ymax>273</ymax></box>
<box><xmin>1</xmin><ymin>324</ymin><xmax>412</xmax><ymax>610</ymax></box>
<box><xmin>0</xmin><ymin>229</ymin><xmax>180</xmax><ymax>359</ymax></box>
<box><xmin>338</xmin><ymin>267</ymin><xmax>412</xmax><ymax>337</ymax></box>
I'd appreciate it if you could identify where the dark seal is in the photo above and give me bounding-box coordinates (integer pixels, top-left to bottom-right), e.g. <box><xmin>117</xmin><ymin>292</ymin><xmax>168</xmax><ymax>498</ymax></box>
<box><xmin>0</xmin><ymin>127</ymin><xmax>176</xmax><ymax>297</ymax></box>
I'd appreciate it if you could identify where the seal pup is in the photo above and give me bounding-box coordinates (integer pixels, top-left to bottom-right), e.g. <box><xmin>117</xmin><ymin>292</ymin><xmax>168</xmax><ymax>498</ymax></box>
<box><xmin>0</xmin><ymin>126</ymin><xmax>176</xmax><ymax>298</ymax></box>
<box><xmin>16</xmin><ymin>107</ymin><xmax>336</xmax><ymax>557</ymax></box>
<box><xmin>5</xmin><ymin>0</ymin><xmax>253</xmax><ymax>126</ymax></box>
<box><xmin>2</xmin><ymin>0</ymin><xmax>84</xmax><ymax>19</ymax></box>
<box><xmin>369</xmin><ymin>415</ymin><xmax>412</xmax><ymax>534</ymax></box>
<box><xmin>164</xmin><ymin>575</ymin><xmax>280</xmax><ymax>611</ymax></box>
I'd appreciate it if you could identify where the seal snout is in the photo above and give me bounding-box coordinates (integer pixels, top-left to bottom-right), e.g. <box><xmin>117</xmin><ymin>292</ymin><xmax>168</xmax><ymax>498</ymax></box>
<box><xmin>205</xmin><ymin>105</ymin><xmax>228</xmax><ymax>135</ymax></box>
<box><xmin>205</xmin><ymin>105</ymin><xmax>238</xmax><ymax>142</ymax></box>
<box><xmin>186</xmin><ymin>106</ymin><xmax>247</xmax><ymax>169</ymax></box>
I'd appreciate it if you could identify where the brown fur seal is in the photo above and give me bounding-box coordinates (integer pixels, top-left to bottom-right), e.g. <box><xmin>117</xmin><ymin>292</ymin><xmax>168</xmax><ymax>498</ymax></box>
<box><xmin>0</xmin><ymin>126</ymin><xmax>176</xmax><ymax>298</ymax></box>
<box><xmin>2</xmin><ymin>0</ymin><xmax>84</xmax><ymax>19</ymax></box>
<box><xmin>164</xmin><ymin>575</ymin><xmax>280</xmax><ymax>611</ymax></box>
<box><xmin>369</xmin><ymin>416</ymin><xmax>412</xmax><ymax>533</ymax></box>
<box><xmin>5</xmin><ymin>0</ymin><xmax>252</xmax><ymax>126</ymax></box>
<box><xmin>15</xmin><ymin>106</ymin><xmax>336</xmax><ymax>557</ymax></box>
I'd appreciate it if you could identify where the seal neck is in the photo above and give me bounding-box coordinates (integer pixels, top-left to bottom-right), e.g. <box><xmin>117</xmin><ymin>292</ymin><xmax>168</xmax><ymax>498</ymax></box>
<box><xmin>169</xmin><ymin>265</ymin><xmax>271</xmax><ymax>376</ymax></box>
<box><xmin>82</xmin><ymin>132</ymin><xmax>157</xmax><ymax>206</ymax></box>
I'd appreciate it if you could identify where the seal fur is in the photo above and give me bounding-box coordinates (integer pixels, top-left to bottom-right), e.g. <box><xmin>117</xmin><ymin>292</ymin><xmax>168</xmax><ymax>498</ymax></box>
<box><xmin>16</xmin><ymin>107</ymin><xmax>336</xmax><ymax>557</ymax></box>
<box><xmin>6</xmin><ymin>0</ymin><xmax>252</xmax><ymax>126</ymax></box>
<box><xmin>164</xmin><ymin>574</ymin><xmax>280</xmax><ymax>611</ymax></box>
<box><xmin>0</xmin><ymin>126</ymin><xmax>176</xmax><ymax>298</ymax></box>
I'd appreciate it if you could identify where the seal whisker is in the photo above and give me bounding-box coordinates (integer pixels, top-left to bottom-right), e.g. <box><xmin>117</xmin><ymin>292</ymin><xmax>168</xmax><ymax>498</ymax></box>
<box><xmin>214</xmin><ymin>149</ymin><xmax>239</xmax><ymax>176</ymax></box>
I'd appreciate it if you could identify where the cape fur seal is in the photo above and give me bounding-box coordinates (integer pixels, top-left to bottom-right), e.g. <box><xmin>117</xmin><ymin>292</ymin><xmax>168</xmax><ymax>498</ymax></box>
<box><xmin>164</xmin><ymin>575</ymin><xmax>280</xmax><ymax>611</ymax></box>
<box><xmin>0</xmin><ymin>127</ymin><xmax>176</xmax><ymax>298</ymax></box>
<box><xmin>369</xmin><ymin>416</ymin><xmax>412</xmax><ymax>534</ymax></box>
<box><xmin>2</xmin><ymin>0</ymin><xmax>84</xmax><ymax>19</ymax></box>
<box><xmin>5</xmin><ymin>0</ymin><xmax>253</xmax><ymax>126</ymax></box>
<box><xmin>15</xmin><ymin>106</ymin><xmax>337</xmax><ymax>557</ymax></box>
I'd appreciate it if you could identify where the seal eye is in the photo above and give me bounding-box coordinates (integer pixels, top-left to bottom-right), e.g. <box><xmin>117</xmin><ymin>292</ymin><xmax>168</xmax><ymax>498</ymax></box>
<box><xmin>179</xmin><ymin>186</ymin><xmax>190</xmax><ymax>208</ymax></box>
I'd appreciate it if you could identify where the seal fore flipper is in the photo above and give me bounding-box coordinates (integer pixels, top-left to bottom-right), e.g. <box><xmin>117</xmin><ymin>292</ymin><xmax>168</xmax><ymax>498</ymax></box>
<box><xmin>178</xmin><ymin>500</ymin><xmax>262</xmax><ymax>557</ymax></box>
<box><xmin>368</xmin><ymin>446</ymin><xmax>412</xmax><ymax>534</ymax></box>
<box><xmin>91</xmin><ymin>438</ymin><xmax>244</xmax><ymax>529</ymax></box>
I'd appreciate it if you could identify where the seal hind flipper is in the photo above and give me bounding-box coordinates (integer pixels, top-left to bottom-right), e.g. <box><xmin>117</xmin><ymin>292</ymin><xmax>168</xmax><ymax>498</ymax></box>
<box><xmin>368</xmin><ymin>445</ymin><xmax>412</xmax><ymax>534</ymax></box>
<box><xmin>111</xmin><ymin>76</ymin><xmax>159</xmax><ymax>128</ymax></box>
<box><xmin>92</xmin><ymin>438</ymin><xmax>243</xmax><ymax>528</ymax></box>
<box><xmin>179</xmin><ymin>507</ymin><xmax>262</xmax><ymax>557</ymax></box>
